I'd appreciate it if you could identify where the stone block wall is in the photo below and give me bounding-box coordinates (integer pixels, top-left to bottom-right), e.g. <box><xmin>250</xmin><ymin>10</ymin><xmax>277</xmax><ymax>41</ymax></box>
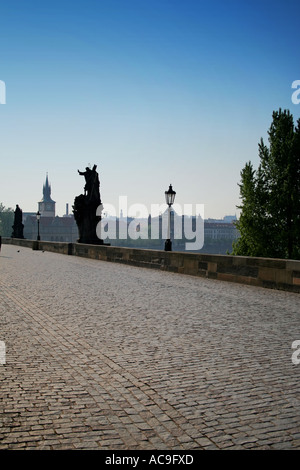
<box><xmin>3</xmin><ymin>238</ymin><xmax>300</xmax><ymax>293</ymax></box>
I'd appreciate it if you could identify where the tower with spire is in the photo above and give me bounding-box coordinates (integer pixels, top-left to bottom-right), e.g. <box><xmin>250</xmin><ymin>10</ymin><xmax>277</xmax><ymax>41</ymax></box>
<box><xmin>38</xmin><ymin>173</ymin><xmax>56</xmax><ymax>217</ymax></box>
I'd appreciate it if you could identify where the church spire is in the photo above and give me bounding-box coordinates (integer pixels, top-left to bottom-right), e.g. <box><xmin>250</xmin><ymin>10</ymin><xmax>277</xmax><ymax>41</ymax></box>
<box><xmin>38</xmin><ymin>173</ymin><xmax>56</xmax><ymax>217</ymax></box>
<box><xmin>43</xmin><ymin>172</ymin><xmax>53</xmax><ymax>202</ymax></box>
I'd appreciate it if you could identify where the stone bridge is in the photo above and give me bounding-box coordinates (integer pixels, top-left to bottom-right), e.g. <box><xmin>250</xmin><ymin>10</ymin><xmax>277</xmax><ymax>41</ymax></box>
<box><xmin>0</xmin><ymin>244</ymin><xmax>300</xmax><ymax>450</ymax></box>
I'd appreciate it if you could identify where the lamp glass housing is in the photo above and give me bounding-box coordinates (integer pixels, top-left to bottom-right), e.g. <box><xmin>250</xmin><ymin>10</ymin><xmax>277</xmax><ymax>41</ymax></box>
<box><xmin>165</xmin><ymin>184</ymin><xmax>176</xmax><ymax>206</ymax></box>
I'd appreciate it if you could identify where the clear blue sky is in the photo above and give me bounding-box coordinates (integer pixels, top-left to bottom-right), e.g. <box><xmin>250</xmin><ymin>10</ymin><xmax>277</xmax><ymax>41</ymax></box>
<box><xmin>1</xmin><ymin>0</ymin><xmax>299</xmax><ymax>218</ymax></box>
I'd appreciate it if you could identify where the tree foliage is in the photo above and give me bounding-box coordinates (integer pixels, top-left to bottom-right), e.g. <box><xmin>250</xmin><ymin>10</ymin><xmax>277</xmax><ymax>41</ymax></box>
<box><xmin>232</xmin><ymin>109</ymin><xmax>300</xmax><ymax>259</ymax></box>
<box><xmin>0</xmin><ymin>203</ymin><xmax>14</xmax><ymax>237</ymax></box>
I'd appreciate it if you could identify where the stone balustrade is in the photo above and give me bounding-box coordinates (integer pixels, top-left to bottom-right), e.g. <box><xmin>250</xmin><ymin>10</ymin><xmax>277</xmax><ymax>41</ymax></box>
<box><xmin>3</xmin><ymin>237</ymin><xmax>300</xmax><ymax>293</ymax></box>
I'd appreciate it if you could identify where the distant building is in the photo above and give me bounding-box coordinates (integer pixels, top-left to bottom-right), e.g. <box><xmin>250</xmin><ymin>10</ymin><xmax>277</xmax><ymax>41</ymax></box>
<box><xmin>102</xmin><ymin>210</ymin><xmax>239</xmax><ymax>253</ymax></box>
<box><xmin>23</xmin><ymin>174</ymin><xmax>78</xmax><ymax>242</ymax></box>
<box><xmin>38</xmin><ymin>173</ymin><xmax>56</xmax><ymax>217</ymax></box>
<box><xmin>206</xmin><ymin>215</ymin><xmax>237</xmax><ymax>224</ymax></box>
<box><xmin>22</xmin><ymin>212</ymin><xmax>36</xmax><ymax>223</ymax></box>
<box><xmin>204</xmin><ymin>222</ymin><xmax>239</xmax><ymax>240</ymax></box>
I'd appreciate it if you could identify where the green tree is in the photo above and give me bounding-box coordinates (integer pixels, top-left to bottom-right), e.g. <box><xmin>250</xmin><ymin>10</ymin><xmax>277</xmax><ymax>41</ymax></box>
<box><xmin>232</xmin><ymin>109</ymin><xmax>300</xmax><ymax>259</ymax></box>
<box><xmin>0</xmin><ymin>203</ymin><xmax>14</xmax><ymax>237</ymax></box>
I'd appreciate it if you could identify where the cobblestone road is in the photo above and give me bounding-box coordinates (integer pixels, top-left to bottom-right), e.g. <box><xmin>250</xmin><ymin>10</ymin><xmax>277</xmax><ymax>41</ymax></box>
<box><xmin>1</xmin><ymin>245</ymin><xmax>300</xmax><ymax>450</ymax></box>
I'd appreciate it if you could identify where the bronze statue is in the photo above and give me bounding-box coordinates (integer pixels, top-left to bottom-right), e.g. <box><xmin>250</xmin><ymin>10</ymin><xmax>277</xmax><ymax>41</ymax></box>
<box><xmin>11</xmin><ymin>204</ymin><xmax>25</xmax><ymax>239</ymax></box>
<box><xmin>77</xmin><ymin>164</ymin><xmax>100</xmax><ymax>204</ymax></box>
<box><xmin>73</xmin><ymin>164</ymin><xmax>103</xmax><ymax>245</ymax></box>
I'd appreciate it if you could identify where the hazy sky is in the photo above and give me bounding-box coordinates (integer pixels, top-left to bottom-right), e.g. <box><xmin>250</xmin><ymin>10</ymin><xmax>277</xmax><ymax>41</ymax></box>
<box><xmin>1</xmin><ymin>0</ymin><xmax>299</xmax><ymax>218</ymax></box>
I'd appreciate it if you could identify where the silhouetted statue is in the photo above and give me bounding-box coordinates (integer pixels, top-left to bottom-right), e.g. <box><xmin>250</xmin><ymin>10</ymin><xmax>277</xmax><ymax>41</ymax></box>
<box><xmin>77</xmin><ymin>164</ymin><xmax>101</xmax><ymax>204</ymax></box>
<box><xmin>11</xmin><ymin>204</ymin><xmax>25</xmax><ymax>239</ymax></box>
<box><xmin>73</xmin><ymin>164</ymin><xmax>104</xmax><ymax>245</ymax></box>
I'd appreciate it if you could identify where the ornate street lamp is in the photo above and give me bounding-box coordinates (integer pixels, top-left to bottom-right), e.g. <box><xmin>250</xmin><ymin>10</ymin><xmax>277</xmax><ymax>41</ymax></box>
<box><xmin>36</xmin><ymin>211</ymin><xmax>41</xmax><ymax>241</ymax></box>
<box><xmin>164</xmin><ymin>184</ymin><xmax>176</xmax><ymax>251</ymax></box>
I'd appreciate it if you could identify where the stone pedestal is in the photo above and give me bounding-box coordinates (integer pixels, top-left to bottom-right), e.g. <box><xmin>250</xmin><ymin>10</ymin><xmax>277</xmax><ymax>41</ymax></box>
<box><xmin>73</xmin><ymin>194</ymin><xmax>104</xmax><ymax>245</ymax></box>
<box><xmin>73</xmin><ymin>165</ymin><xmax>106</xmax><ymax>245</ymax></box>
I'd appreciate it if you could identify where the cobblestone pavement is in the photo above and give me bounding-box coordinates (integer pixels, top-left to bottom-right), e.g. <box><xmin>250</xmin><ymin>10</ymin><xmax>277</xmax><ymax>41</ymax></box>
<box><xmin>0</xmin><ymin>245</ymin><xmax>300</xmax><ymax>450</ymax></box>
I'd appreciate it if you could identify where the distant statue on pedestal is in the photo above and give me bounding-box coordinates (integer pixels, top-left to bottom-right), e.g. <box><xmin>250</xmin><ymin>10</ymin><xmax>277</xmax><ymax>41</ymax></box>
<box><xmin>11</xmin><ymin>204</ymin><xmax>25</xmax><ymax>239</ymax></box>
<box><xmin>77</xmin><ymin>164</ymin><xmax>101</xmax><ymax>203</ymax></box>
<box><xmin>73</xmin><ymin>164</ymin><xmax>104</xmax><ymax>245</ymax></box>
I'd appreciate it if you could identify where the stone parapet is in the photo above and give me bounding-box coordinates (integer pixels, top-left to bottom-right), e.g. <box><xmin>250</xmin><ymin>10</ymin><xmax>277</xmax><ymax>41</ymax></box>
<box><xmin>3</xmin><ymin>237</ymin><xmax>300</xmax><ymax>293</ymax></box>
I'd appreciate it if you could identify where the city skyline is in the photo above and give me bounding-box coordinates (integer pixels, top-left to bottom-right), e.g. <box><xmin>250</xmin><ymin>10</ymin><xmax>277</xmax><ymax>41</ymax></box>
<box><xmin>1</xmin><ymin>0</ymin><xmax>300</xmax><ymax>218</ymax></box>
<box><xmin>22</xmin><ymin>172</ymin><xmax>236</xmax><ymax>220</ymax></box>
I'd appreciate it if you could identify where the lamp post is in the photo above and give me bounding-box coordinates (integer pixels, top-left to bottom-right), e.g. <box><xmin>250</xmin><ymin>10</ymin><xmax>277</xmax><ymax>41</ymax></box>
<box><xmin>36</xmin><ymin>211</ymin><xmax>41</xmax><ymax>241</ymax></box>
<box><xmin>164</xmin><ymin>184</ymin><xmax>176</xmax><ymax>251</ymax></box>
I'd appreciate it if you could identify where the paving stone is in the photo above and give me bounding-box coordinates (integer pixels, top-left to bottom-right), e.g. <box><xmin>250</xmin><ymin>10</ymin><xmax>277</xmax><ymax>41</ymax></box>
<box><xmin>0</xmin><ymin>245</ymin><xmax>300</xmax><ymax>450</ymax></box>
